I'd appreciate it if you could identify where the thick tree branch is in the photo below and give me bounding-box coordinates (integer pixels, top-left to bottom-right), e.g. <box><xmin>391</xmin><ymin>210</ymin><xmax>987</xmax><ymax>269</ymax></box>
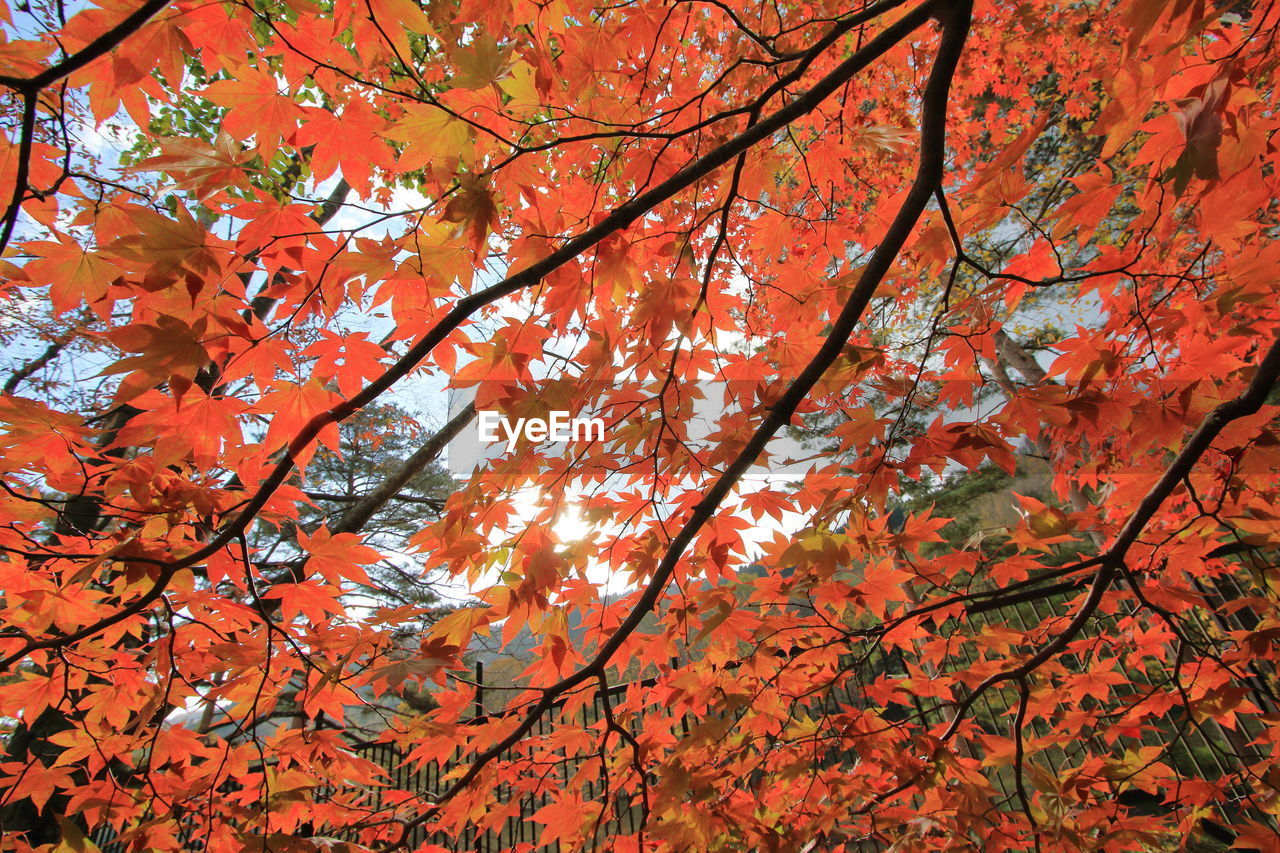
<box><xmin>0</xmin><ymin>0</ymin><xmax>173</xmax><ymax>253</ymax></box>
<box><xmin>331</xmin><ymin>403</ymin><xmax>473</xmax><ymax>536</ymax></box>
<box><xmin>0</xmin><ymin>0</ymin><xmax>948</xmax><ymax>675</ymax></box>
<box><xmin>0</xmin><ymin>0</ymin><xmax>172</xmax><ymax>93</ymax></box>
<box><xmin>947</xmin><ymin>332</ymin><xmax>1280</xmax><ymax>718</ymax></box>
<box><xmin>3</xmin><ymin>333</ymin><xmax>71</xmax><ymax>396</ymax></box>
<box><xmin>859</xmin><ymin>333</ymin><xmax>1280</xmax><ymax>811</ymax></box>
<box><xmin>383</xmin><ymin>1</ymin><xmax>972</xmax><ymax>836</ymax></box>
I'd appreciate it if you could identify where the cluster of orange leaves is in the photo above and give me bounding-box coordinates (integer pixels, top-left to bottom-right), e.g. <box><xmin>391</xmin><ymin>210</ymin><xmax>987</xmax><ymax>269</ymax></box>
<box><xmin>0</xmin><ymin>0</ymin><xmax>1279</xmax><ymax>849</ymax></box>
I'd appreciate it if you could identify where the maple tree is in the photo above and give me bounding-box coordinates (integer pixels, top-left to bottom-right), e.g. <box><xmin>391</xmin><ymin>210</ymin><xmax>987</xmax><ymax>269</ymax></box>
<box><xmin>1</xmin><ymin>0</ymin><xmax>1280</xmax><ymax>849</ymax></box>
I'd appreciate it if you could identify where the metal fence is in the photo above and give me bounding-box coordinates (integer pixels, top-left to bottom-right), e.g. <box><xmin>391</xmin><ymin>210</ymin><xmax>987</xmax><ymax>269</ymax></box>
<box><xmin>328</xmin><ymin>566</ymin><xmax>1275</xmax><ymax>850</ymax></box>
<box><xmin>338</xmin><ymin>678</ymin><xmax>652</xmax><ymax>852</ymax></box>
<box><xmin>89</xmin><ymin>558</ymin><xmax>1276</xmax><ymax>851</ymax></box>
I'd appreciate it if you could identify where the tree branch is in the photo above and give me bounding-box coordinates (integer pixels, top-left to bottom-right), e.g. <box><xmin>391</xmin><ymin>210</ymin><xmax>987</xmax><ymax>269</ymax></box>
<box><xmin>331</xmin><ymin>403</ymin><xmax>473</xmax><ymax>536</ymax></box>
<box><xmin>860</xmin><ymin>333</ymin><xmax>1280</xmax><ymax>811</ymax></box>
<box><xmin>0</xmin><ymin>0</ymin><xmax>172</xmax><ymax>93</ymax></box>
<box><xmin>0</xmin><ymin>0</ymin><xmax>173</xmax><ymax>253</ymax></box>
<box><xmin>3</xmin><ymin>333</ymin><xmax>71</xmax><ymax>396</ymax></box>
<box><xmin>0</xmin><ymin>0</ymin><xmax>949</xmax><ymax>675</ymax></box>
<box><xmin>383</xmin><ymin>1</ymin><xmax>972</xmax><ymax>836</ymax></box>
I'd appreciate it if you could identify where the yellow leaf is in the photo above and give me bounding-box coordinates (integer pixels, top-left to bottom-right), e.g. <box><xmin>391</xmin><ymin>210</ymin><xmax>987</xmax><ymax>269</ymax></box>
<box><xmin>450</xmin><ymin>34</ymin><xmax>512</xmax><ymax>90</ymax></box>
<box><xmin>52</xmin><ymin>817</ymin><xmax>101</xmax><ymax>852</ymax></box>
<box><xmin>387</xmin><ymin>103</ymin><xmax>473</xmax><ymax>173</ymax></box>
<box><xmin>499</xmin><ymin>60</ymin><xmax>541</xmax><ymax>111</ymax></box>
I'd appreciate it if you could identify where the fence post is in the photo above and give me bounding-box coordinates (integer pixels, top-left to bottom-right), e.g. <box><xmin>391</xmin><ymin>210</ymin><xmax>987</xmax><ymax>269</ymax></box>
<box><xmin>474</xmin><ymin>659</ymin><xmax>485</xmax><ymax>720</ymax></box>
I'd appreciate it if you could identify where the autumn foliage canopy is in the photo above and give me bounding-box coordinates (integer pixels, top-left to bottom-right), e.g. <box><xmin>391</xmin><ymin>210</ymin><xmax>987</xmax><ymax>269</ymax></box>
<box><xmin>1</xmin><ymin>0</ymin><xmax>1280</xmax><ymax>849</ymax></box>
